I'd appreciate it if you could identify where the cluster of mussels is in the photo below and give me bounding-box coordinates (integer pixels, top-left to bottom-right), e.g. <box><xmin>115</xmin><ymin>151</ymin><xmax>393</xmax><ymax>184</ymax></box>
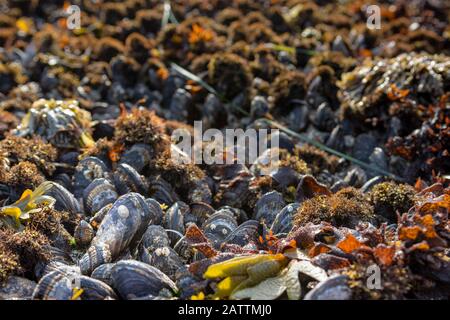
<box><xmin>0</xmin><ymin>0</ymin><xmax>449</xmax><ymax>300</ymax></box>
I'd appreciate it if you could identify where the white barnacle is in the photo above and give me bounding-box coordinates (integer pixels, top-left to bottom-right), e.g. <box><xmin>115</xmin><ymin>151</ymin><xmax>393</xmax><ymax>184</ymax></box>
<box><xmin>155</xmin><ymin>246</ymin><xmax>170</xmax><ymax>257</ymax></box>
<box><xmin>117</xmin><ymin>205</ymin><xmax>130</xmax><ymax>219</ymax></box>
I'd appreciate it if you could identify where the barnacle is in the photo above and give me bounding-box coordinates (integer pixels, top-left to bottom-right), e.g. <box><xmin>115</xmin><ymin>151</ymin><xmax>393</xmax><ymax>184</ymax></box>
<box><xmin>294</xmin><ymin>187</ymin><xmax>374</xmax><ymax>228</ymax></box>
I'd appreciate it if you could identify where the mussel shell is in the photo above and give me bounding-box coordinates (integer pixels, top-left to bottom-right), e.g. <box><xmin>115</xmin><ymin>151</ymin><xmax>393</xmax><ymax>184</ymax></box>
<box><xmin>145</xmin><ymin>198</ymin><xmax>164</xmax><ymax>226</ymax></box>
<box><xmin>187</xmin><ymin>178</ymin><xmax>212</xmax><ymax>204</ymax></box>
<box><xmin>163</xmin><ymin>201</ymin><xmax>189</xmax><ymax>245</ymax></box>
<box><xmin>148</xmin><ymin>176</ymin><xmax>179</xmax><ymax>206</ymax></box>
<box><xmin>270</xmin><ymin>166</ymin><xmax>301</xmax><ymax>189</ymax></box>
<box><xmin>149</xmin><ymin>246</ymin><xmax>184</xmax><ymax>280</ymax></box>
<box><xmin>270</xmin><ymin>203</ymin><xmax>300</xmax><ymax>235</ymax></box>
<box><xmin>304</xmin><ymin>275</ymin><xmax>352</xmax><ymax>300</ymax></box>
<box><xmin>296</xmin><ymin>175</ymin><xmax>331</xmax><ymax>202</ymax></box>
<box><xmin>253</xmin><ymin>191</ymin><xmax>286</xmax><ymax>226</ymax></box>
<box><xmin>84</xmin><ymin>193</ymin><xmax>154</xmax><ymax>273</ymax></box>
<box><xmin>83</xmin><ymin>178</ymin><xmax>118</xmax><ymax>215</ymax></box>
<box><xmin>91</xmin><ymin>263</ymin><xmax>115</xmax><ymax>287</ymax></box>
<box><xmin>79</xmin><ymin>276</ymin><xmax>117</xmax><ymax>300</ymax></box>
<box><xmin>140</xmin><ymin>225</ymin><xmax>170</xmax><ymax>252</ymax></box>
<box><xmin>223</xmin><ymin>219</ymin><xmax>259</xmax><ymax>247</ymax></box>
<box><xmin>73</xmin><ymin>157</ymin><xmax>111</xmax><ymax>198</ymax></box>
<box><xmin>46</xmin><ymin>182</ymin><xmax>81</xmax><ymax>215</ymax></box>
<box><xmin>113</xmin><ymin>163</ymin><xmax>149</xmax><ymax>195</ymax></box>
<box><xmin>32</xmin><ymin>271</ymin><xmax>73</xmax><ymax>300</ymax></box>
<box><xmin>89</xmin><ymin>203</ymin><xmax>112</xmax><ymax>229</ymax></box>
<box><xmin>0</xmin><ymin>276</ymin><xmax>36</xmax><ymax>300</ymax></box>
<box><xmin>74</xmin><ymin>220</ymin><xmax>95</xmax><ymax>248</ymax></box>
<box><xmin>186</xmin><ymin>202</ymin><xmax>215</xmax><ymax>226</ymax></box>
<box><xmin>118</xmin><ymin>143</ymin><xmax>153</xmax><ymax>173</ymax></box>
<box><xmin>202</xmin><ymin>212</ymin><xmax>238</xmax><ymax>246</ymax></box>
<box><xmin>52</xmin><ymin>173</ymin><xmax>73</xmax><ymax>191</ymax></box>
<box><xmin>173</xmin><ymin>236</ymin><xmax>194</xmax><ymax>262</ymax></box>
<box><xmin>111</xmin><ymin>260</ymin><xmax>177</xmax><ymax>300</ymax></box>
<box><xmin>79</xmin><ymin>244</ymin><xmax>112</xmax><ymax>275</ymax></box>
<box><xmin>35</xmin><ymin>261</ymin><xmax>81</xmax><ymax>281</ymax></box>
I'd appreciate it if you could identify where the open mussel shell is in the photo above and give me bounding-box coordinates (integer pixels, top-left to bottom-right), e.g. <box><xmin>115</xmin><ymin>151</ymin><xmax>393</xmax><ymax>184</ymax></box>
<box><xmin>79</xmin><ymin>276</ymin><xmax>117</xmax><ymax>300</ymax></box>
<box><xmin>91</xmin><ymin>263</ymin><xmax>115</xmax><ymax>287</ymax></box>
<box><xmin>74</xmin><ymin>220</ymin><xmax>95</xmax><ymax>248</ymax></box>
<box><xmin>32</xmin><ymin>271</ymin><xmax>73</xmax><ymax>300</ymax></box>
<box><xmin>202</xmin><ymin>212</ymin><xmax>238</xmax><ymax>246</ymax></box>
<box><xmin>253</xmin><ymin>191</ymin><xmax>286</xmax><ymax>226</ymax></box>
<box><xmin>118</xmin><ymin>143</ymin><xmax>153</xmax><ymax>173</ymax></box>
<box><xmin>83</xmin><ymin>178</ymin><xmax>118</xmax><ymax>215</ymax></box>
<box><xmin>296</xmin><ymin>175</ymin><xmax>331</xmax><ymax>202</ymax></box>
<box><xmin>81</xmin><ymin>192</ymin><xmax>154</xmax><ymax>274</ymax></box>
<box><xmin>46</xmin><ymin>182</ymin><xmax>81</xmax><ymax>215</ymax></box>
<box><xmin>111</xmin><ymin>260</ymin><xmax>177</xmax><ymax>300</ymax></box>
<box><xmin>113</xmin><ymin>163</ymin><xmax>149</xmax><ymax>195</ymax></box>
<box><xmin>73</xmin><ymin>157</ymin><xmax>111</xmax><ymax>198</ymax></box>
<box><xmin>223</xmin><ymin>219</ymin><xmax>259</xmax><ymax>247</ymax></box>
<box><xmin>304</xmin><ymin>275</ymin><xmax>352</xmax><ymax>300</ymax></box>
<box><xmin>163</xmin><ymin>201</ymin><xmax>189</xmax><ymax>246</ymax></box>
<box><xmin>271</xmin><ymin>203</ymin><xmax>300</xmax><ymax>235</ymax></box>
<box><xmin>148</xmin><ymin>176</ymin><xmax>179</xmax><ymax>206</ymax></box>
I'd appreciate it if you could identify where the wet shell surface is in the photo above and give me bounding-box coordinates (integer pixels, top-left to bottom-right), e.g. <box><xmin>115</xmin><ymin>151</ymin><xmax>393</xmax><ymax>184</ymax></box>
<box><xmin>118</xmin><ymin>143</ymin><xmax>153</xmax><ymax>173</ymax></box>
<box><xmin>79</xmin><ymin>244</ymin><xmax>112</xmax><ymax>275</ymax></box>
<box><xmin>91</xmin><ymin>263</ymin><xmax>115</xmax><ymax>287</ymax></box>
<box><xmin>46</xmin><ymin>182</ymin><xmax>81</xmax><ymax>214</ymax></box>
<box><xmin>110</xmin><ymin>260</ymin><xmax>177</xmax><ymax>299</ymax></box>
<box><xmin>32</xmin><ymin>271</ymin><xmax>73</xmax><ymax>300</ymax></box>
<box><xmin>80</xmin><ymin>193</ymin><xmax>154</xmax><ymax>274</ymax></box>
<box><xmin>83</xmin><ymin>178</ymin><xmax>118</xmax><ymax>215</ymax></box>
<box><xmin>163</xmin><ymin>201</ymin><xmax>189</xmax><ymax>246</ymax></box>
<box><xmin>202</xmin><ymin>212</ymin><xmax>238</xmax><ymax>246</ymax></box>
<box><xmin>79</xmin><ymin>275</ymin><xmax>118</xmax><ymax>300</ymax></box>
<box><xmin>74</xmin><ymin>220</ymin><xmax>95</xmax><ymax>247</ymax></box>
<box><xmin>73</xmin><ymin>157</ymin><xmax>111</xmax><ymax>198</ymax></box>
<box><xmin>254</xmin><ymin>191</ymin><xmax>286</xmax><ymax>226</ymax></box>
<box><xmin>113</xmin><ymin>163</ymin><xmax>149</xmax><ymax>195</ymax></box>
